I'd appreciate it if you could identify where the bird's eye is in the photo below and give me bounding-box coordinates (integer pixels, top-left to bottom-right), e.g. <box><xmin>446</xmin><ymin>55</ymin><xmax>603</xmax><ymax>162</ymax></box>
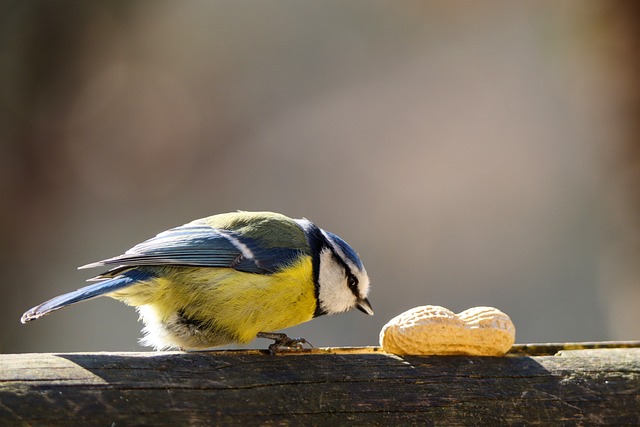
<box><xmin>347</xmin><ymin>275</ymin><xmax>358</xmax><ymax>291</ymax></box>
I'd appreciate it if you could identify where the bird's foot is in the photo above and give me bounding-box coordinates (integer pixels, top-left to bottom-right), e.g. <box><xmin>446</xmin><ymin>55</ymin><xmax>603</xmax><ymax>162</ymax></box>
<box><xmin>257</xmin><ymin>332</ymin><xmax>313</xmax><ymax>355</ymax></box>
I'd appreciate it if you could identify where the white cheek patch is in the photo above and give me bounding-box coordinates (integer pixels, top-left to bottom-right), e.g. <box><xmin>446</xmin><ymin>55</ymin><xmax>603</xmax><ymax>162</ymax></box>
<box><xmin>317</xmin><ymin>249</ymin><xmax>357</xmax><ymax>314</ymax></box>
<box><xmin>353</xmin><ymin>268</ymin><xmax>370</xmax><ymax>299</ymax></box>
<box><xmin>320</xmin><ymin>231</ymin><xmax>370</xmax><ymax>299</ymax></box>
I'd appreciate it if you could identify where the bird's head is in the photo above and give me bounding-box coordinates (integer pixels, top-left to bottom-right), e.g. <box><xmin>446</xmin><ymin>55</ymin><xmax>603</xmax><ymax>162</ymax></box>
<box><xmin>314</xmin><ymin>228</ymin><xmax>372</xmax><ymax>317</ymax></box>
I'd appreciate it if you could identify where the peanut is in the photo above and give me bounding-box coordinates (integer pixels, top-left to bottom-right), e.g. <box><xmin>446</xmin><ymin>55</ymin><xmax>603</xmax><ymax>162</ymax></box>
<box><xmin>379</xmin><ymin>305</ymin><xmax>515</xmax><ymax>356</ymax></box>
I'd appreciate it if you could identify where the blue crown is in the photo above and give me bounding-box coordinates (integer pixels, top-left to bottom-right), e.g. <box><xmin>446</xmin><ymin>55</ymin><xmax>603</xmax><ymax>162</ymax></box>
<box><xmin>324</xmin><ymin>231</ymin><xmax>364</xmax><ymax>270</ymax></box>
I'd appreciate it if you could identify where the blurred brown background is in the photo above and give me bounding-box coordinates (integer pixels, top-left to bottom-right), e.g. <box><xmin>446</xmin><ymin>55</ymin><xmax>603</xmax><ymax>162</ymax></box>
<box><xmin>2</xmin><ymin>1</ymin><xmax>639</xmax><ymax>353</ymax></box>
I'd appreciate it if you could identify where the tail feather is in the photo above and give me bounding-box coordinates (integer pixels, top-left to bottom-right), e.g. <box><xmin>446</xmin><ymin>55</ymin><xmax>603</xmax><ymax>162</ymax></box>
<box><xmin>21</xmin><ymin>269</ymin><xmax>152</xmax><ymax>323</ymax></box>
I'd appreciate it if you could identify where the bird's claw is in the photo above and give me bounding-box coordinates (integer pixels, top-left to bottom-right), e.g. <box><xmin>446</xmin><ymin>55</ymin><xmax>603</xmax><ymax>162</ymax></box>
<box><xmin>267</xmin><ymin>337</ymin><xmax>311</xmax><ymax>354</ymax></box>
<box><xmin>257</xmin><ymin>332</ymin><xmax>313</xmax><ymax>354</ymax></box>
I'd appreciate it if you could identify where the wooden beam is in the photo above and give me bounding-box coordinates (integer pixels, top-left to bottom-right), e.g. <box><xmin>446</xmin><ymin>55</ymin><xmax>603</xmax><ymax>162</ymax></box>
<box><xmin>1</xmin><ymin>343</ymin><xmax>639</xmax><ymax>425</ymax></box>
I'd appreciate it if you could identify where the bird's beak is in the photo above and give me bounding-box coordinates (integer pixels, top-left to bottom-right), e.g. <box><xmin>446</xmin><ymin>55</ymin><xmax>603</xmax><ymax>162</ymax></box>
<box><xmin>356</xmin><ymin>297</ymin><xmax>374</xmax><ymax>316</ymax></box>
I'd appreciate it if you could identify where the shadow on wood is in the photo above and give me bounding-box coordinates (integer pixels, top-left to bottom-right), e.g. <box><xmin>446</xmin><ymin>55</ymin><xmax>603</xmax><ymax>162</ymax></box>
<box><xmin>1</xmin><ymin>344</ymin><xmax>639</xmax><ymax>425</ymax></box>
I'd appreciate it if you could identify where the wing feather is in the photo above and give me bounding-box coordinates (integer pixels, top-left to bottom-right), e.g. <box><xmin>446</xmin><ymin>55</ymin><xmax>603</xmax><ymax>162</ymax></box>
<box><xmin>79</xmin><ymin>222</ymin><xmax>304</xmax><ymax>275</ymax></box>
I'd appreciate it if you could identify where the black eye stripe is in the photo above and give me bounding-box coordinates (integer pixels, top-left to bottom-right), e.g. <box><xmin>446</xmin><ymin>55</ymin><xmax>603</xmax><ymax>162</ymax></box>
<box><xmin>299</xmin><ymin>219</ymin><xmax>362</xmax><ymax>318</ymax></box>
<box><xmin>347</xmin><ymin>274</ymin><xmax>358</xmax><ymax>292</ymax></box>
<box><xmin>331</xmin><ymin>249</ymin><xmax>360</xmax><ymax>297</ymax></box>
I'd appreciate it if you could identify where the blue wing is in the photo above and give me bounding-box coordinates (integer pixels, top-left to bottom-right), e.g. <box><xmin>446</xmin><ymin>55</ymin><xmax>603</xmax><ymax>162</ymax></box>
<box><xmin>79</xmin><ymin>223</ymin><xmax>304</xmax><ymax>275</ymax></box>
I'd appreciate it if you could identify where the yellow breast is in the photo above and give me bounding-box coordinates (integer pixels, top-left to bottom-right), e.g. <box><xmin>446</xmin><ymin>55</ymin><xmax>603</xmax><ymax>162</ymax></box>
<box><xmin>109</xmin><ymin>256</ymin><xmax>317</xmax><ymax>348</ymax></box>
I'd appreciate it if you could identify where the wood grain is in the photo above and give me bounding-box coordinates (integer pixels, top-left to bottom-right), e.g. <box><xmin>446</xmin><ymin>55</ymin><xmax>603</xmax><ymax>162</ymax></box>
<box><xmin>1</xmin><ymin>345</ymin><xmax>638</xmax><ymax>426</ymax></box>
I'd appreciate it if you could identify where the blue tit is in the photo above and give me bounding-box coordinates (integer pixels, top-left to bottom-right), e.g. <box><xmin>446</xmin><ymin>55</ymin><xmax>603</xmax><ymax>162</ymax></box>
<box><xmin>21</xmin><ymin>211</ymin><xmax>373</xmax><ymax>352</ymax></box>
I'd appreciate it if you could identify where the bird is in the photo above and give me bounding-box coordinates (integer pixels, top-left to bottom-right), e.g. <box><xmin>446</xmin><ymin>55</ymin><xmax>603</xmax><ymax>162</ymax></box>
<box><xmin>21</xmin><ymin>211</ymin><xmax>373</xmax><ymax>353</ymax></box>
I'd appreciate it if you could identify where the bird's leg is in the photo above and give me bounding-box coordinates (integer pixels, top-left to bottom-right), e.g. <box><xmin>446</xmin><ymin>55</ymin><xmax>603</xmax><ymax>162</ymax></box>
<box><xmin>257</xmin><ymin>332</ymin><xmax>313</xmax><ymax>354</ymax></box>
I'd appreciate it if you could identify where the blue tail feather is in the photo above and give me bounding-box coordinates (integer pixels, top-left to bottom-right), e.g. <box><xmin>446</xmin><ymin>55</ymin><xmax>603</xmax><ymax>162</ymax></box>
<box><xmin>21</xmin><ymin>269</ymin><xmax>152</xmax><ymax>323</ymax></box>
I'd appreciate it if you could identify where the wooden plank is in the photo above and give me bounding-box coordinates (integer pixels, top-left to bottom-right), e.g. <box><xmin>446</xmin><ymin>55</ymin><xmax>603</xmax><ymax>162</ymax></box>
<box><xmin>0</xmin><ymin>345</ymin><xmax>638</xmax><ymax>426</ymax></box>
